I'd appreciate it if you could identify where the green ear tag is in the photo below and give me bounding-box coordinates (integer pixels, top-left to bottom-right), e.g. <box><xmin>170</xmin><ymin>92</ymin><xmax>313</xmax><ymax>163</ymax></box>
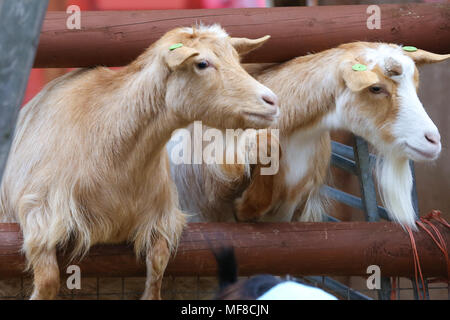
<box><xmin>169</xmin><ymin>43</ymin><xmax>183</xmax><ymax>51</ymax></box>
<box><xmin>402</xmin><ymin>46</ymin><xmax>418</xmax><ymax>52</ymax></box>
<box><xmin>352</xmin><ymin>63</ymin><xmax>367</xmax><ymax>71</ymax></box>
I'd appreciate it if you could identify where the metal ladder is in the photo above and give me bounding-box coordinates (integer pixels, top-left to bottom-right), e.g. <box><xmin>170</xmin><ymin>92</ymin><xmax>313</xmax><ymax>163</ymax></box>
<box><xmin>319</xmin><ymin>136</ymin><xmax>429</xmax><ymax>300</ymax></box>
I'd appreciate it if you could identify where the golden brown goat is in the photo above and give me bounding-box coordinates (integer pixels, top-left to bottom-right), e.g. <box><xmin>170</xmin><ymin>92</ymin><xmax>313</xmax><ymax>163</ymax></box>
<box><xmin>169</xmin><ymin>42</ymin><xmax>449</xmax><ymax>229</ymax></box>
<box><xmin>0</xmin><ymin>25</ymin><xmax>279</xmax><ymax>299</ymax></box>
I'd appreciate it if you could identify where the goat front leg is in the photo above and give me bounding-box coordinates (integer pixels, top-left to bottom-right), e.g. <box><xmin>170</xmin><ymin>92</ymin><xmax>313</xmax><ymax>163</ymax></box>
<box><xmin>29</xmin><ymin>248</ymin><xmax>60</xmax><ymax>300</ymax></box>
<box><xmin>141</xmin><ymin>237</ymin><xmax>170</xmax><ymax>300</ymax></box>
<box><xmin>235</xmin><ymin>130</ymin><xmax>280</xmax><ymax>222</ymax></box>
<box><xmin>234</xmin><ymin>163</ymin><xmax>275</xmax><ymax>222</ymax></box>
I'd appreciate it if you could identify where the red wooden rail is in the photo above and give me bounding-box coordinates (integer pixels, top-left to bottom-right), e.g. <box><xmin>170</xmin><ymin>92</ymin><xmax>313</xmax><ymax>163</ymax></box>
<box><xmin>35</xmin><ymin>4</ymin><xmax>450</xmax><ymax>67</ymax></box>
<box><xmin>0</xmin><ymin>222</ymin><xmax>448</xmax><ymax>278</ymax></box>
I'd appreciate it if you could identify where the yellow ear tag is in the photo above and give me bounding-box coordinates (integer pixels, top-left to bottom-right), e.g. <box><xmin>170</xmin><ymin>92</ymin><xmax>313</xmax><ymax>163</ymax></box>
<box><xmin>169</xmin><ymin>43</ymin><xmax>183</xmax><ymax>51</ymax></box>
<box><xmin>402</xmin><ymin>46</ymin><xmax>418</xmax><ymax>52</ymax></box>
<box><xmin>352</xmin><ymin>63</ymin><xmax>367</xmax><ymax>71</ymax></box>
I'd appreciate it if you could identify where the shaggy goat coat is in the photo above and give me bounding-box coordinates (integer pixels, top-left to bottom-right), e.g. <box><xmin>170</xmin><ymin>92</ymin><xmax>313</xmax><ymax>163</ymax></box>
<box><xmin>0</xmin><ymin>25</ymin><xmax>278</xmax><ymax>299</ymax></box>
<box><xmin>169</xmin><ymin>42</ymin><xmax>449</xmax><ymax>229</ymax></box>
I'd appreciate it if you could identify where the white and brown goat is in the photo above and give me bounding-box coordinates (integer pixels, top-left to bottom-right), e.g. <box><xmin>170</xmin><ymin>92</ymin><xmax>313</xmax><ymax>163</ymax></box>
<box><xmin>169</xmin><ymin>42</ymin><xmax>449</xmax><ymax>228</ymax></box>
<box><xmin>0</xmin><ymin>25</ymin><xmax>279</xmax><ymax>299</ymax></box>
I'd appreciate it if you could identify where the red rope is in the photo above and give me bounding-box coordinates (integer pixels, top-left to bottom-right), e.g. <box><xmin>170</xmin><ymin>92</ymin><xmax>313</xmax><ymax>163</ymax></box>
<box><xmin>420</xmin><ymin>210</ymin><xmax>450</xmax><ymax>284</ymax></box>
<box><xmin>395</xmin><ymin>210</ymin><xmax>450</xmax><ymax>300</ymax></box>
<box><xmin>390</xmin><ymin>277</ymin><xmax>397</xmax><ymax>300</ymax></box>
<box><xmin>405</xmin><ymin>224</ymin><xmax>426</xmax><ymax>299</ymax></box>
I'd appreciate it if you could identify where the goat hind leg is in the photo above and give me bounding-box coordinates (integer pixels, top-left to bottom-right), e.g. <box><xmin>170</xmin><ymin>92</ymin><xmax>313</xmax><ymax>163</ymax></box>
<box><xmin>141</xmin><ymin>237</ymin><xmax>170</xmax><ymax>300</ymax></box>
<box><xmin>29</xmin><ymin>248</ymin><xmax>60</xmax><ymax>300</ymax></box>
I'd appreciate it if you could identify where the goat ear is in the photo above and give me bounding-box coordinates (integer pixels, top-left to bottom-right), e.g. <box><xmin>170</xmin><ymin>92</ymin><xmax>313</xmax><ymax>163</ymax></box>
<box><xmin>230</xmin><ymin>35</ymin><xmax>270</xmax><ymax>56</ymax></box>
<box><xmin>405</xmin><ymin>49</ymin><xmax>450</xmax><ymax>66</ymax></box>
<box><xmin>341</xmin><ymin>61</ymin><xmax>379</xmax><ymax>92</ymax></box>
<box><xmin>165</xmin><ymin>46</ymin><xmax>199</xmax><ymax>70</ymax></box>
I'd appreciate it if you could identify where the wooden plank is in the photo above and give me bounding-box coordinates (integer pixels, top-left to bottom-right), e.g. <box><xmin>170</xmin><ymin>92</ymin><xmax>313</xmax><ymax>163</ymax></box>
<box><xmin>34</xmin><ymin>4</ymin><xmax>450</xmax><ymax>67</ymax></box>
<box><xmin>0</xmin><ymin>222</ymin><xmax>448</xmax><ymax>278</ymax></box>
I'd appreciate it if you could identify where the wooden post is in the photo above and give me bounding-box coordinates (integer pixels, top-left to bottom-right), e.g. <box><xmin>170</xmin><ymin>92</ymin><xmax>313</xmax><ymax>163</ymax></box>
<box><xmin>34</xmin><ymin>4</ymin><xmax>450</xmax><ymax>68</ymax></box>
<box><xmin>0</xmin><ymin>222</ymin><xmax>448</xmax><ymax>279</ymax></box>
<box><xmin>0</xmin><ymin>0</ymin><xmax>48</xmax><ymax>179</ymax></box>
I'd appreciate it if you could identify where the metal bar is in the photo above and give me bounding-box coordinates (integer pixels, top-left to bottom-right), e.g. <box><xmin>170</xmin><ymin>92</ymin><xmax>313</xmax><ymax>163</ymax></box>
<box><xmin>330</xmin><ymin>144</ymin><xmax>427</xmax><ymax>300</ymax></box>
<box><xmin>410</xmin><ymin>161</ymin><xmax>420</xmax><ymax>219</ymax></box>
<box><xmin>412</xmin><ymin>278</ymin><xmax>430</xmax><ymax>300</ymax></box>
<box><xmin>324</xmin><ymin>214</ymin><xmax>341</xmax><ymax>222</ymax></box>
<box><xmin>331</xmin><ymin>141</ymin><xmax>356</xmax><ymax>161</ymax></box>
<box><xmin>322</xmin><ymin>185</ymin><xmax>364</xmax><ymax>210</ymax></box>
<box><xmin>331</xmin><ymin>152</ymin><xmax>357</xmax><ymax>175</ymax></box>
<box><xmin>306</xmin><ymin>276</ymin><xmax>373</xmax><ymax>300</ymax></box>
<box><xmin>352</xmin><ymin>136</ymin><xmax>392</xmax><ymax>300</ymax></box>
<box><xmin>409</xmin><ymin>161</ymin><xmax>430</xmax><ymax>299</ymax></box>
<box><xmin>353</xmin><ymin>136</ymin><xmax>380</xmax><ymax>222</ymax></box>
<box><xmin>410</xmin><ymin>161</ymin><xmax>421</xmax><ymax>300</ymax></box>
<box><xmin>321</xmin><ymin>185</ymin><xmax>389</xmax><ymax>220</ymax></box>
<box><xmin>0</xmin><ymin>0</ymin><xmax>49</xmax><ymax>180</ymax></box>
<box><xmin>331</xmin><ymin>140</ymin><xmax>377</xmax><ymax>167</ymax></box>
<box><xmin>378</xmin><ymin>277</ymin><xmax>393</xmax><ymax>300</ymax></box>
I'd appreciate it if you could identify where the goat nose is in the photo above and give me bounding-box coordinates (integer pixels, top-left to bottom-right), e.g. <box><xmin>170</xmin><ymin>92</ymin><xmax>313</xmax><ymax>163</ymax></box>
<box><xmin>261</xmin><ymin>94</ymin><xmax>278</xmax><ymax>107</ymax></box>
<box><xmin>425</xmin><ymin>131</ymin><xmax>441</xmax><ymax>145</ymax></box>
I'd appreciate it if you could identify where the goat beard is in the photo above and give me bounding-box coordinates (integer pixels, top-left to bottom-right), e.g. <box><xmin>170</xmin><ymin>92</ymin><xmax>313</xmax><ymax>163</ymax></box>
<box><xmin>376</xmin><ymin>152</ymin><xmax>418</xmax><ymax>230</ymax></box>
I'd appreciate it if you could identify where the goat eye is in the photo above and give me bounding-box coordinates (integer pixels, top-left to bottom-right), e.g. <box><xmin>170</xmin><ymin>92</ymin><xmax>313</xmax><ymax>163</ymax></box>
<box><xmin>369</xmin><ymin>86</ymin><xmax>383</xmax><ymax>94</ymax></box>
<box><xmin>196</xmin><ymin>61</ymin><xmax>209</xmax><ymax>70</ymax></box>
